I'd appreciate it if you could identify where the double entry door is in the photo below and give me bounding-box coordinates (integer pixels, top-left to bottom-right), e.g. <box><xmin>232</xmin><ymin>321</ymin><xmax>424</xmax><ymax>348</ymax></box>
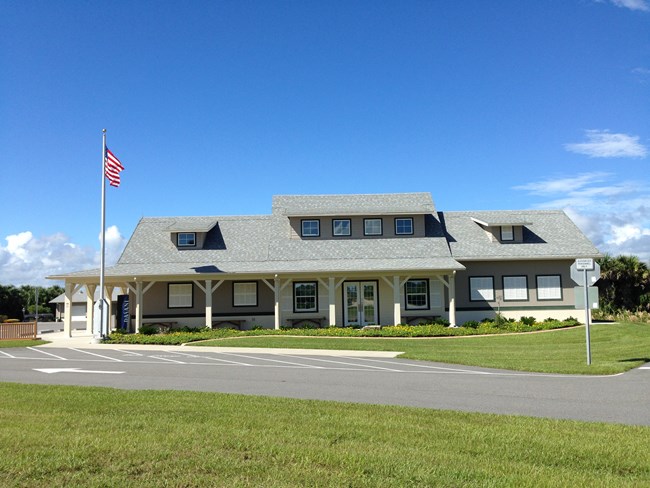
<box><xmin>344</xmin><ymin>281</ymin><xmax>378</xmax><ymax>326</ymax></box>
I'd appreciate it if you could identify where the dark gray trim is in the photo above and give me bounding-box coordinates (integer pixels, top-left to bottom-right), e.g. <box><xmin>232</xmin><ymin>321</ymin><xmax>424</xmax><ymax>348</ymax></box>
<box><xmin>502</xmin><ymin>275</ymin><xmax>529</xmax><ymax>302</ymax></box>
<box><xmin>300</xmin><ymin>219</ymin><xmax>320</xmax><ymax>237</ymax></box>
<box><xmin>232</xmin><ymin>281</ymin><xmax>258</xmax><ymax>308</ymax></box>
<box><xmin>535</xmin><ymin>274</ymin><xmax>564</xmax><ymax>301</ymax></box>
<box><xmin>293</xmin><ymin>281</ymin><xmax>319</xmax><ymax>313</ymax></box>
<box><xmin>332</xmin><ymin>218</ymin><xmax>351</xmax><ymax>237</ymax></box>
<box><xmin>177</xmin><ymin>232</ymin><xmax>197</xmax><ymax>247</ymax></box>
<box><xmin>167</xmin><ymin>282</ymin><xmax>193</xmax><ymax>309</ymax></box>
<box><xmin>363</xmin><ymin>218</ymin><xmax>383</xmax><ymax>236</ymax></box>
<box><xmin>500</xmin><ymin>225</ymin><xmax>514</xmax><ymax>242</ymax></box>
<box><xmin>468</xmin><ymin>276</ymin><xmax>495</xmax><ymax>302</ymax></box>
<box><xmin>395</xmin><ymin>217</ymin><xmax>414</xmax><ymax>235</ymax></box>
<box><xmin>404</xmin><ymin>278</ymin><xmax>430</xmax><ymax>310</ymax></box>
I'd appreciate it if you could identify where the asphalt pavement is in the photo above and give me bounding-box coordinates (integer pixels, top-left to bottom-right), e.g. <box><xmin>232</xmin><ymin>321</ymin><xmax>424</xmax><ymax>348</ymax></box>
<box><xmin>1</xmin><ymin>330</ymin><xmax>649</xmax><ymax>426</ymax></box>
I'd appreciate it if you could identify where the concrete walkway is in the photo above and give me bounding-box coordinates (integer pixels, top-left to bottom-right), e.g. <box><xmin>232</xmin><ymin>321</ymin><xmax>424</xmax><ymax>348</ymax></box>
<box><xmin>36</xmin><ymin>330</ymin><xmax>403</xmax><ymax>358</ymax></box>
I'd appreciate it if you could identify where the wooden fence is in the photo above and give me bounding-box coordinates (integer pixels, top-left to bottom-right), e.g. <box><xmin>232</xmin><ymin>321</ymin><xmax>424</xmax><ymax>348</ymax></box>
<box><xmin>0</xmin><ymin>321</ymin><xmax>38</xmax><ymax>340</ymax></box>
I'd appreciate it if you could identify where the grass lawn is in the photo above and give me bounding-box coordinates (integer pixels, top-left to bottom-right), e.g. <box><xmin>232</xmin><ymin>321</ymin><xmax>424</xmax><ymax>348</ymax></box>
<box><xmin>197</xmin><ymin>322</ymin><xmax>650</xmax><ymax>375</ymax></box>
<box><xmin>1</xmin><ymin>383</ymin><xmax>648</xmax><ymax>487</ymax></box>
<box><xmin>0</xmin><ymin>339</ymin><xmax>49</xmax><ymax>348</ymax></box>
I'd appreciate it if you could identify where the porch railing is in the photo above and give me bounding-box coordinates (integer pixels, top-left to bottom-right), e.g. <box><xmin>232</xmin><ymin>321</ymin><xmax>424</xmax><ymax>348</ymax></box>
<box><xmin>0</xmin><ymin>321</ymin><xmax>38</xmax><ymax>340</ymax></box>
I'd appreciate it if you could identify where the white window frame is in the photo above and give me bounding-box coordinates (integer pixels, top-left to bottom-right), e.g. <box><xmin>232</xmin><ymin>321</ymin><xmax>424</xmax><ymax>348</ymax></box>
<box><xmin>405</xmin><ymin>279</ymin><xmax>429</xmax><ymax>310</ymax></box>
<box><xmin>500</xmin><ymin>225</ymin><xmax>514</xmax><ymax>241</ymax></box>
<box><xmin>301</xmin><ymin>219</ymin><xmax>320</xmax><ymax>237</ymax></box>
<box><xmin>537</xmin><ymin>275</ymin><xmax>562</xmax><ymax>300</ymax></box>
<box><xmin>333</xmin><ymin>219</ymin><xmax>351</xmax><ymax>236</ymax></box>
<box><xmin>294</xmin><ymin>282</ymin><xmax>318</xmax><ymax>313</ymax></box>
<box><xmin>503</xmin><ymin>276</ymin><xmax>528</xmax><ymax>301</ymax></box>
<box><xmin>469</xmin><ymin>277</ymin><xmax>494</xmax><ymax>302</ymax></box>
<box><xmin>178</xmin><ymin>232</ymin><xmax>196</xmax><ymax>247</ymax></box>
<box><xmin>168</xmin><ymin>283</ymin><xmax>193</xmax><ymax>308</ymax></box>
<box><xmin>395</xmin><ymin>217</ymin><xmax>414</xmax><ymax>235</ymax></box>
<box><xmin>233</xmin><ymin>282</ymin><xmax>258</xmax><ymax>307</ymax></box>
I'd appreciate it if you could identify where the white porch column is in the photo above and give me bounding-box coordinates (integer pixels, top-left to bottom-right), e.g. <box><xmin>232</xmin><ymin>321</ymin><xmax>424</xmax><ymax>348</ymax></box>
<box><xmin>393</xmin><ymin>275</ymin><xmax>401</xmax><ymax>326</ymax></box>
<box><xmin>448</xmin><ymin>272</ymin><xmax>457</xmax><ymax>327</ymax></box>
<box><xmin>64</xmin><ymin>282</ymin><xmax>74</xmax><ymax>337</ymax></box>
<box><xmin>205</xmin><ymin>280</ymin><xmax>212</xmax><ymax>328</ymax></box>
<box><xmin>85</xmin><ymin>284</ymin><xmax>96</xmax><ymax>334</ymax></box>
<box><xmin>274</xmin><ymin>275</ymin><xmax>281</xmax><ymax>330</ymax></box>
<box><xmin>105</xmin><ymin>286</ymin><xmax>115</xmax><ymax>332</ymax></box>
<box><xmin>328</xmin><ymin>277</ymin><xmax>336</xmax><ymax>326</ymax></box>
<box><xmin>135</xmin><ymin>281</ymin><xmax>143</xmax><ymax>333</ymax></box>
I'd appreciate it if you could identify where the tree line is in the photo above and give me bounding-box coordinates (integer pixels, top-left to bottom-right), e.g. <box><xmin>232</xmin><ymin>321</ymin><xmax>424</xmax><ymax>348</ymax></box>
<box><xmin>0</xmin><ymin>285</ymin><xmax>64</xmax><ymax>322</ymax></box>
<box><xmin>596</xmin><ymin>254</ymin><xmax>650</xmax><ymax>313</ymax></box>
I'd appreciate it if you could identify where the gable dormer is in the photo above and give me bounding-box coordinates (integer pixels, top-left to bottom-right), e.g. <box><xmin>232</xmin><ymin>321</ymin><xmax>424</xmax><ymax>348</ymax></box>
<box><xmin>167</xmin><ymin>219</ymin><xmax>218</xmax><ymax>249</ymax></box>
<box><xmin>471</xmin><ymin>217</ymin><xmax>532</xmax><ymax>244</ymax></box>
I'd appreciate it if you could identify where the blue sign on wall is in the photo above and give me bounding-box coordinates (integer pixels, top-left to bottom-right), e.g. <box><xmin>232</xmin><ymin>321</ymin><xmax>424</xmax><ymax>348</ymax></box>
<box><xmin>117</xmin><ymin>294</ymin><xmax>130</xmax><ymax>330</ymax></box>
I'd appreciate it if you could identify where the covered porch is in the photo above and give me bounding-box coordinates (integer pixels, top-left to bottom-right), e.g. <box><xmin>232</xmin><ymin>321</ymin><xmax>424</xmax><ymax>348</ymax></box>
<box><xmin>58</xmin><ymin>270</ymin><xmax>460</xmax><ymax>336</ymax></box>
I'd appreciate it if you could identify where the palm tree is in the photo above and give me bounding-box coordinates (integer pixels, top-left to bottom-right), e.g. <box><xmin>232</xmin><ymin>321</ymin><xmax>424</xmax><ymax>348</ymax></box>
<box><xmin>597</xmin><ymin>254</ymin><xmax>650</xmax><ymax>312</ymax></box>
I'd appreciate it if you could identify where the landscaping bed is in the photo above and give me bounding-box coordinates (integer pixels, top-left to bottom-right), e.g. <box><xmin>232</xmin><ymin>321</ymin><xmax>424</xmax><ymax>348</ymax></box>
<box><xmin>104</xmin><ymin>317</ymin><xmax>580</xmax><ymax>345</ymax></box>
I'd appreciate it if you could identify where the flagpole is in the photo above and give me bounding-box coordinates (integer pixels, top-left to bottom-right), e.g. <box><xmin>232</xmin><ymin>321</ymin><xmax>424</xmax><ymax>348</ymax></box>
<box><xmin>95</xmin><ymin>129</ymin><xmax>108</xmax><ymax>342</ymax></box>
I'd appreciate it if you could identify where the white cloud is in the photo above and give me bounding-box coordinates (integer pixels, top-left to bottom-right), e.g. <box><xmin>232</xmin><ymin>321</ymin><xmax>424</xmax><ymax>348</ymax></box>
<box><xmin>514</xmin><ymin>173</ymin><xmax>650</xmax><ymax>263</ymax></box>
<box><xmin>609</xmin><ymin>0</ymin><xmax>650</xmax><ymax>12</ymax></box>
<box><xmin>0</xmin><ymin>227</ymin><xmax>126</xmax><ymax>286</ymax></box>
<box><xmin>564</xmin><ymin>130</ymin><xmax>647</xmax><ymax>158</ymax></box>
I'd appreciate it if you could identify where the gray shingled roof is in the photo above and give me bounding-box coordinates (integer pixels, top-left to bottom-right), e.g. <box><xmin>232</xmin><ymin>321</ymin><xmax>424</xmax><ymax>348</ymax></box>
<box><xmin>49</xmin><ymin>194</ymin><xmax>600</xmax><ymax>281</ymax></box>
<box><xmin>442</xmin><ymin>210</ymin><xmax>600</xmax><ymax>260</ymax></box>
<box><xmin>272</xmin><ymin>193</ymin><xmax>436</xmax><ymax>216</ymax></box>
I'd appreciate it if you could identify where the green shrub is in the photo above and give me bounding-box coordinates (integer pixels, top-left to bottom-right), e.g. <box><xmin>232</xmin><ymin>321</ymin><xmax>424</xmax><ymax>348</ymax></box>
<box><xmin>139</xmin><ymin>324</ymin><xmax>158</xmax><ymax>335</ymax></box>
<box><xmin>520</xmin><ymin>316</ymin><xmax>536</xmax><ymax>326</ymax></box>
<box><xmin>462</xmin><ymin>320</ymin><xmax>480</xmax><ymax>329</ymax></box>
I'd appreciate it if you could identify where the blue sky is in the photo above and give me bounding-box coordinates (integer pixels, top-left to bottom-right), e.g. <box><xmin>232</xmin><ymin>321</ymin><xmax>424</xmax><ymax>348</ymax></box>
<box><xmin>1</xmin><ymin>0</ymin><xmax>649</xmax><ymax>285</ymax></box>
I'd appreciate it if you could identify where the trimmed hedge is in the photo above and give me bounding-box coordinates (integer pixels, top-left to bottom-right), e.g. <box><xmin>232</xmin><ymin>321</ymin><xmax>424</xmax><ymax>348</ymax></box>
<box><xmin>104</xmin><ymin>318</ymin><xmax>580</xmax><ymax>345</ymax></box>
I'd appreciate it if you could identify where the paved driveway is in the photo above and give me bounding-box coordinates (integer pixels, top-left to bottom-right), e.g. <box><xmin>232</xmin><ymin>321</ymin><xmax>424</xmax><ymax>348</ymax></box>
<box><xmin>1</xmin><ymin>343</ymin><xmax>649</xmax><ymax>426</ymax></box>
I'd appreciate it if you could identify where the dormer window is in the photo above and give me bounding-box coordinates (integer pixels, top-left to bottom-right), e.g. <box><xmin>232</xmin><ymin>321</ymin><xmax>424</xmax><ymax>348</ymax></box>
<box><xmin>395</xmin><ymin>218</ymin><xmax>414</xmax><ymax>235</ymax></box>
<box><xmin>364</xmin><ymin>218</ymin><xmax>383</xmax><ymax>236</ymax></box>
<box><xmin>333</xmin><ymin>219</ymin><xmax>351</xmax><ymax>236</ymax></box>
<box><xmin>500</xmin><ymin>225</ymin><xmax>514</xmax><ymax>241</ymax></box>
<box><xmin>178</xmin><ymin>232</ymin><xmax>196</xmax><ymax>247</ymax></box>
<box><xmin>301</xmin><ymin>219</ymin><xmax>320</xmax><ymax>237</ymax></box>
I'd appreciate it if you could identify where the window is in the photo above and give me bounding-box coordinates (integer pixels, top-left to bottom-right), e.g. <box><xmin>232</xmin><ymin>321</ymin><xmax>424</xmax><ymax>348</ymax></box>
<box><xmin>294</xmin><ymin>282</ymin><xmax>318</xmax><ymax>312</ymax></box>
<box><xmin>233</xmin><ymin>282</ymin><xmax>257</xmax><ymax>307</ymax></box>
<box><xmin>178</xmin><ymin>232</ymin><xmax>196</xmax><ymax>247</ymax></box>
<box><xmin>405</xmin><ymin>279</ymin><xmax>429</xmax><ymax>310</ymax></box>
<box><xmin>537</xmin><ymin>275</ymin><xmax>562</xmax><ymax>300</ymax></box>
<box><xmin>301</xmin><ymin>219</ymin><xmax>320</xmax><ymax>237</ymax></box>
<box><xmin>168</xmin><ymin>283</ymin><xmax>193</xmax><ymax>308</ymax></box>
<box><xmin>503</xmin><ymin>276</ymin><xmax>528</xmax><ymax>301</ymax></box>
<box><xmin>364</xmin><ymin>218</ymin><xmax>382</xmax><ymax>236</ymax></box>
<box><xmin>333</xmin><ymin>219</ymin><xmax>351</xmax><ymax>236</ymax></box>
<box><xmin>501</xmin><ymin>225</ymin><xmax>514</xmax><ymax>241</ymax></box>
<box><xmin>469</xmin><ymin>277</ymin><xmax>494</xmax><ymax>301</ymax></box>
<box><xmin>395</xmin><ymin>218</ymin><xmax>414</xmax><ymax>235</ymax></box>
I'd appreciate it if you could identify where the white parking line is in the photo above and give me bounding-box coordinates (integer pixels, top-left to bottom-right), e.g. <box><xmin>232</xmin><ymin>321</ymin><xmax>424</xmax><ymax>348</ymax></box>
<box><xmin>149</xmin><ymin>355</ymin><xmax>186</xmax><ymax>364</ymax></box>
<box><xmin>0</xmin><ymin>350</ymin><xmax>16</xmax><ymax>358</ymax></box>
<box><xmin>213</xmin><ymin>351</ymin><xmax>325</xmax><ymax>369</ymax></box>
<box><xmin>349</xmin><ymin>357</ymin><xmax>492</xmax><ymax>374</ymax></box>
<box><xmin>167</xmin><ymin>351</ymin><xmax>254</xmax><ymax>366</ymax></box>
<box><xmin>277</xmin><ymin>353</ymin><xmax>403</xmax><ymax>372</ymax></box>
<box><xmin>27</xmin><ymin>347</ymin><xmax>68</xmax><ymax>360</ymax></box>
<box><xmin>69</xmin><ymin>348</ymin><xmax>124</xmax><ymax>362</ymax></box>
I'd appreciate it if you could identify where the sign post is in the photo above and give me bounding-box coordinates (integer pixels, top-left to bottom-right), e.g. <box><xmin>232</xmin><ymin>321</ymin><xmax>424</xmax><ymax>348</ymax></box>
<box><xmin>570</xmin><ymin>258</ymin><xmax>600</xmax><ymax>365</ymax></box>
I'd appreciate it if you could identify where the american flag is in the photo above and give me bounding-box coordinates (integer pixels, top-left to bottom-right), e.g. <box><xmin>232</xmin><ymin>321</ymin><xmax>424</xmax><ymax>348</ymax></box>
<box><xmin>104</xmin><ymin>147</ymin><xmax>124</xmax><ymax>187</ymax></box>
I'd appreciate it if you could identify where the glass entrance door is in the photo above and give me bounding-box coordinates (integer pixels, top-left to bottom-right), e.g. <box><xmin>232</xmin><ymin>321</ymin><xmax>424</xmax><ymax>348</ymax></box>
<box><xmin>344</xmin><ymin>282</ymin><xmax>378</xmax><ymax>326</ymax></box>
